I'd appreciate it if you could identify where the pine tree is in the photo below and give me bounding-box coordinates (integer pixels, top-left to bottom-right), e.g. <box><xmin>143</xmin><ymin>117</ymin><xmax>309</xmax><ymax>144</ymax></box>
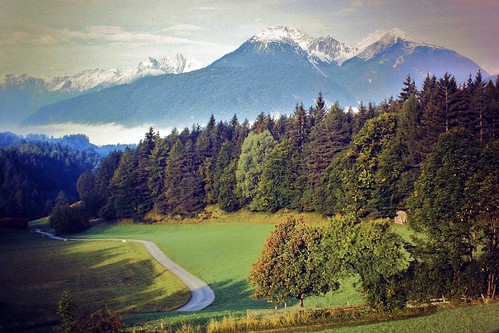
<box><xmin>218</xmin><ymin>160</ymin><xmax>240</xmax><ymax>212</ymax></box>
<box><xmin>398</xmin><ymin>74</ymin><xmax>417</xmax><ymax>102</ymax></box>
<box><xmin>419</xmin><ymin>74</ymin><xmax>442</xmax><ymax>160</ymax></box>
<box><xmin>484</xmin><ymin>79</ymin><xmax>499</xmax><ymax>141</ymax></box>
<box><xmin>287</xmin><ymin>103</ymin><xmax>310</xmax><ymax>150</ymax></box>
<box><xmin>472</xmin><ymin>70</ymin><xmax>487</xmax><ymax>142</ymax></box>
<box><xmin>253</xmin><ymin>112</ymin><xmax>270</xmax><ymax>134</ymax></box>
<box><xmin>438</xmin><ymin>73</ymin><xmax>462</xmax><ymax>132</ymax></box>
<box><xmin>310</xmin><ymin>91</ymin><xmax>326</xmax><ymax>126</ymax></box>
<box><xmin>147</xmin><ymin>137</ymin><xmax>170</xmax><ymax>207</ymax></box>
<box><xmin>55</xmin><ymin>290</ymin><xmax>77</xmax><ymax>333</ymax></box>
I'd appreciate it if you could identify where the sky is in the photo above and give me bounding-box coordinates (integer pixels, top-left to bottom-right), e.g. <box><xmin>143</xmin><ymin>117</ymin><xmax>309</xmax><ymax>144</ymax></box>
<box><xmin>1</xmin><ymin>0</ymin><xmax>498</xmax><ymax>78</ymax></box>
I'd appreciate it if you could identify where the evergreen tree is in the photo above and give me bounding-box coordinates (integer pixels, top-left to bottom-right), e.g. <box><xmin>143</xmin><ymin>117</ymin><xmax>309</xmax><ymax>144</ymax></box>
<box><xmin>310</xmin><ymin>91</ymin><xmax>326</xmax><ymax>126</ymax></box>
<box><xmin>213</xmin><ymin>140</ymin><xmax>234</xmax><ymax>203</ymax></box>
<box><xmin>287</xmin><ymin>103</ymin><xmax>311</xmax><ymax>150</ymax></box>
<box><xmin>55</xmin><ymin>290</ymin><xmax>77</xmax><ymax>333</ymax></box>
<box><xmin>94</xmin><ymin>151</ymin><xmax>121</xmax><ymax>219</ymax></box>
<box><xmin>438</xmin><ymin>73</ymin><xmax>462</xmax><ymax>132</ymax></box>
<box><xmin>484</xmin><ymin>79</ymin><xmax>499</xmax><ymax>141</ymax></box>
<box><xmin>409</xmin><ymin>128</ymin><xmax>481</xmax><ymax>297</ymax></box>
<box><xmin>471</xmin><ymin>70</ymin><xmax>487</xmax><ymax>142</ymax></box>
<box><xmin>252</xmin><ymin>112</ymin><xmax>271</xmax><ymax>134</ymax></box>
<box><xmin>218</xmin><ymin>160</ymin><xmax>240</xmax><ymax>212</ymax></box>
<box><xmin>147</xmin><ymin>137</ymin><xmax>170</xmax><ymax>208</ymax></box>
<box><xmin>108</xmin><ymin>148</ymin><xmax>138</xmax><ymax>218</ymax></box>
<box><xmin>162</xmin><ymin>139</ymin><xmax>204</xmax><ymax>216</ymax></box>
<box><xmin>398</xmin><ymin>74</ymin><xmax>417</xmax><ymax>102</ymax></box>
<box><xmin>302</xmin><ymin>103</ymin><xmax>352</xmax><ymax>211</ymax></box>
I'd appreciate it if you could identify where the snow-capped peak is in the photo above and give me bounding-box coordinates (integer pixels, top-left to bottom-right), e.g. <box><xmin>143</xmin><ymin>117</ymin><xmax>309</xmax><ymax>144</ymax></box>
<box><xmin>249</xmin><ymin>26</ymin><xmax>359</xmax><ymax>66</ymax></box>
<box><xmin>356</xmin><ymin>28</ymin><xmax>423</xmax><ymax>49</ymax></box>
<box><xmin>354</xmin><ymin>28</ymin><xmax>436</xmax><ymax>60</ymax></box>
<box><xmin>2</xmin><ymin>54</ymin><xmax>204</xmax><ymax>94</ymax></box>
<box><xmin>251</xmin><ymin>26</ymin><xmax>312</xmax><ymax>50</ymax></box>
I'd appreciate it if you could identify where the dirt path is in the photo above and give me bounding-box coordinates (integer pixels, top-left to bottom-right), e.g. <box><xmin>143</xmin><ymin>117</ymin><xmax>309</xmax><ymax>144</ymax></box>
<box><xmin>33</xmin><ymin>229</ymin><xmax>215</xmax><ymax>311</ymax></box>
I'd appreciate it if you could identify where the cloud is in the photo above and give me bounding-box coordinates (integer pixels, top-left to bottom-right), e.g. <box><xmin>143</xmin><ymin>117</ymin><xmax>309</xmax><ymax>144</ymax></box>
<box><xmin>163</xmin><ymin>23</ymin><xmax>205</xmax><ymax>35</ymax></box>
<box><xmin>21</xmin><ymin>122</ymin><xmax>173</xmax><ymax>146</ymax></box>
<box><xmin>0</xmin><ymin>23</ymin><xmax>219</xmax><ymax>49</ymax></box>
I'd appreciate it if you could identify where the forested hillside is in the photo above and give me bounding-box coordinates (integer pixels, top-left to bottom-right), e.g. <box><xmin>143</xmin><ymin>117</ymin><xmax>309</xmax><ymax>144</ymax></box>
<box><xmin>80</xmin><ymin>71</ymin><xmax>498</xmax><ymax>221</ymax></box>
<box><xmin>0</xmin><ymin>141</ymin><xmax>100</xmax><ymax>219</ymax></box>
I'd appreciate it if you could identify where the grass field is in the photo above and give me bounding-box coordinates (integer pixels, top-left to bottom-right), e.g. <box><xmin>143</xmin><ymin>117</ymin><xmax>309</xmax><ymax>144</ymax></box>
<box><xmin>3</xmin><ymin>213</ymin><xmax>497</xmax><ymax>332</ymax></box>
<box><xmin>79</xmin><ymin>219</ymin><xmax>366</xmax><ymax>310</ymax></box>
<box><xmin>0</xmin><ymin>228</ymin><xmax>190</xmax><ymax>331</ymax></box>
<box><xmin>321</xmin><ymin>303</ymin><xmax>499</xmax><ymax>333</ymax></box>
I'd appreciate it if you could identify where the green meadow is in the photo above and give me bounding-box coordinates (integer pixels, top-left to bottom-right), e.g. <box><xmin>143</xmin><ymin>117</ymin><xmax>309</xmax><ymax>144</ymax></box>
<box><xmin>2</xmin><ymin>215</ymin><xmax>497</xmax><ymax>332</ymax></box>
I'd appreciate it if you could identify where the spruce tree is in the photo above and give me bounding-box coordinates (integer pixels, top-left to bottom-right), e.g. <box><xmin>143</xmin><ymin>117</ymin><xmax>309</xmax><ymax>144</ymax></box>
<box><xmin>398</xmin><ymin>74</ymin><xmax>417</xmax><ymax>102</ymax></box>
<box><xmin>302</xmin><ymin>103</ymin><xmax>352</xmax><ymax>211</ymax></box>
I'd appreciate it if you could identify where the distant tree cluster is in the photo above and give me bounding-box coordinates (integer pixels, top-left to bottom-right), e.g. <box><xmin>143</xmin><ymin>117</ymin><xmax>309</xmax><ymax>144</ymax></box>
<box><xmin>0</xmin><ymin>141</ymin><xmax>100</xmax><ymax>220</ymax></box>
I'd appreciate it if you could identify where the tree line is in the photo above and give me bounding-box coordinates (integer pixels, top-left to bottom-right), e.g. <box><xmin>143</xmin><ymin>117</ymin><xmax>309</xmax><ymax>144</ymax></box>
<box><xmin>80</xmin><ymin>71</ymin><xmax>498</xmax><ymax>221</ymax></box>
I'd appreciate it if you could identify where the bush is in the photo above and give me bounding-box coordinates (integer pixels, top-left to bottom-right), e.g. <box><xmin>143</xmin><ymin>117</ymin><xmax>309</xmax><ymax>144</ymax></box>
<box><xmin>54</xmin><ymin>290</ymin><xmax>77</xmax><ymax>333</ymax></box>
<box><xmin>75</xmin><ymin>308</ymin><xmax>124</xmax><ymax>333</ymax></box>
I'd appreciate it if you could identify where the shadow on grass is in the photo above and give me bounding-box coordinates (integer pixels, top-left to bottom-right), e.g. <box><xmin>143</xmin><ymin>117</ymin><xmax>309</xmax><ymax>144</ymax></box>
<box><xmin>0</xmin><ymin>229</ymin><xmax>190</xmax><ymax>332</ymax></box>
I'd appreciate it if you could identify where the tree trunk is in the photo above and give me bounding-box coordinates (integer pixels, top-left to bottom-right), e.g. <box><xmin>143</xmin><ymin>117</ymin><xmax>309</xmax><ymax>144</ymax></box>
<box><xmin>297</xmin><ymin>297</ymin><xmax>304</xmax><ymax>307</ymax></box>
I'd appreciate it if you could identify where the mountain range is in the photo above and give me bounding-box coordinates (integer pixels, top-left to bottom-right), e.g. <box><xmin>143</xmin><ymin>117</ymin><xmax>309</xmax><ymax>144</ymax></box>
<box><xmin>0</xmin><ymin>54</ymin><xmax>202</xmax><ymax>126</ymax></box>
<box><xmin>2</xmin><ymin>26</ymin><xmax>488</xmax><ymax>131</ymax></box>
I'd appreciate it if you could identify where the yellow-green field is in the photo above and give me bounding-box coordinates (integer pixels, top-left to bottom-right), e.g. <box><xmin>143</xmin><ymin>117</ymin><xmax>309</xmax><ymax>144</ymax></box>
<box><xmin>0</xmin><ymin>228</ymin><xmax>189</xmax><ymax>331</ymax></box>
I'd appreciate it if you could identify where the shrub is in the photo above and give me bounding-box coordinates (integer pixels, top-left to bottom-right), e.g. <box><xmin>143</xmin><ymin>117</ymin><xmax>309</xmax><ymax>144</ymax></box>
<box><xmin>76</xmin><ymin>308</ymin><xmax>124</xmax><ymax>333</ymax></box>
<box><xmin>54</xmin><ymin>290</ymin><xmax>77</xmax><ymax>333</ymax></box>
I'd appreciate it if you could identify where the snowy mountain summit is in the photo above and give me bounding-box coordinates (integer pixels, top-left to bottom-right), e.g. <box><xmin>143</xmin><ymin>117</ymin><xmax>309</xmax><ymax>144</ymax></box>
<box><xmin>354</xmin><ymin>28</ymin><xmax>439</xmax><ymax>60</ymax></box>
<box><xmin>248</xmin><ymin>26</ymin><xmax>432</xmax><ymax>66</ymax></box>
<box><xmin>1</xmin><ymin>54</ymin><xmax>203</xmax><ymax>94</ymax></box>
<box><xmin>137</xmin><ymin>54</ymin><xmax>203</xmax><ymax>76</ymax></box>
<box><xmin>249</xmin><ymin>26</ymin><xmax>355</xmax><ymax>65</ymax></box>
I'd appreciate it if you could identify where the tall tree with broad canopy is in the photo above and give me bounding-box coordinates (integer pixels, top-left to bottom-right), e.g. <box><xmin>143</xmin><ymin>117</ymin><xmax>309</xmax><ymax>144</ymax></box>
<box><xmin>248</xmin><ymin>216</ymin><xmax>336</xmax><ymax>307</ymax></box>
<box><xmin>236</xmin><ymin>130</ymin><xmax>276</xmax><ymax>205</ymax></box>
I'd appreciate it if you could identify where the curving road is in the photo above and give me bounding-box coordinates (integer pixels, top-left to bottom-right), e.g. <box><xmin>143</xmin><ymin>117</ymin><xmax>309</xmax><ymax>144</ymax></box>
<box><xmin>33</xmin><ymin>229</ymin><xmax>215</xmax><ymax>311</ymax></box>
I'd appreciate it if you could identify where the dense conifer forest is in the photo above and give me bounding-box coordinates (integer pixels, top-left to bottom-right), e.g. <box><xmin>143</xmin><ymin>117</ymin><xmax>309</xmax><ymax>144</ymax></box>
<box><xmin>77</xmin><ymin>72</ymin><xmax>498</xmax><ymax>222</ymax></box>
<box><xmin>0</xmin><ymin>140</ymin><xmax>100</xmax><ymax>220</ymax></box>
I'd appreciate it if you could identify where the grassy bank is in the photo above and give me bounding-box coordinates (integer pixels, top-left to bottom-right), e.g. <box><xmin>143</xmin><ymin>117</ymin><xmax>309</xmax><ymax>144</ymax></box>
<box><xmin>0</xmin><ymin>228</ymin><xmax>190</xmax><ymax>331</ymax></box>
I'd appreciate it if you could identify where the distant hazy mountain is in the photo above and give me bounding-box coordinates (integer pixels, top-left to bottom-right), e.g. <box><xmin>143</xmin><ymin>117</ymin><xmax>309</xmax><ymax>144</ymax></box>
<box><xmin>21</xmin><ymin>26</ymin><xmax>486</xmax><ymax>129</ymax></box>
<box><xmin>0</xmin><ymin>54</ymin><xmax>202</xmax><ymax>126</ymax></box>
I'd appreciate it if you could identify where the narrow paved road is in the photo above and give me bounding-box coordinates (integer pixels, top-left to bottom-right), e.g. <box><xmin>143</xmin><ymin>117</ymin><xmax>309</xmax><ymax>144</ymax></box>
<box><xmin>33</xmin><ymin>229</ymin><xmax>215</xmax><ymax>311</ymax></box>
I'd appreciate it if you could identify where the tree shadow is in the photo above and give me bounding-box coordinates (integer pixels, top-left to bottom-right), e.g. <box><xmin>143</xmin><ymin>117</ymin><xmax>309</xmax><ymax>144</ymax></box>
<box><xmin>0</xmin><ymin>230</ymin><xmax>190</xmax><ymax>331</ymax></box>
